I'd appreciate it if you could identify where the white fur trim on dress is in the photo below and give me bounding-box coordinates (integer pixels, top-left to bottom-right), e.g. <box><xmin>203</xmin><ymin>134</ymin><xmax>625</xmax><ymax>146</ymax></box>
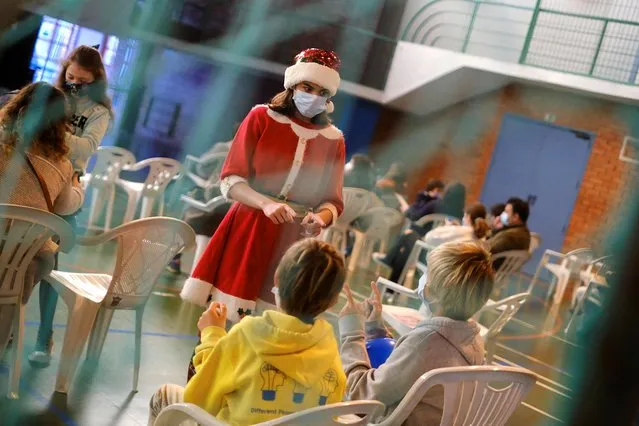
<box><xmin>180</xmin><ymin>277</ymin><xmax>213</xmax><ymax>307</ymax></box>
<box><xmin>208</xmin><ymin>287</ymin><xmax>260</xmax><ymax>323</ymax></box>
<box><xmin>284</xmin><ymin>62</ymin><xmax>340</xmax><ymax>96</ymax></box>
<box><xmin>220</xmin><ymin>175</ymin><xmax>248</xmax><ymax>200</ymax></box>
<box><xmin>266</xmin><ymin>108</ymin><xmax>342</xmax><ymax>140</ymax></box>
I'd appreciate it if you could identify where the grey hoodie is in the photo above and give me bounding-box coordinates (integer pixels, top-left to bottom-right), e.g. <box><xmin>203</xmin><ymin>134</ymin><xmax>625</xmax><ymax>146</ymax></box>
<box><xmin>340</xmin><ymin>315</ymin><xmax>484</xmax><ymax>426</ymax></box>
<box><xmin>67</xmin><ymin>97</ymin><xmax>110</xmax><ymax>170</ymax></box>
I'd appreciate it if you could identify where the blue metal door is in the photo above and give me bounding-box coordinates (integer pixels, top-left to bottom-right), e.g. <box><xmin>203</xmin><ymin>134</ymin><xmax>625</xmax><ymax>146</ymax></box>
<box><xmin>481</xmin><ymin>114</ymin><xmax>593</xmax><ymax>275</ymax></box>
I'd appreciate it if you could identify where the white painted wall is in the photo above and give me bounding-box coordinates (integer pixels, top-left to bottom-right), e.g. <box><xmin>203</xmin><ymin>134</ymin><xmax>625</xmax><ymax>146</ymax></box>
<box><xmin>398</xmin><ymin>0</ymin><xmax>639</xmax><ymax>83</ymax></box>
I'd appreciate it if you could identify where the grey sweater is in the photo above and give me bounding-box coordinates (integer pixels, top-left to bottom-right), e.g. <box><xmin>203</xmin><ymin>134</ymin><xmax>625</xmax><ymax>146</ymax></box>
<box><xmin>339</xmin><ymin>315</ymin><xmax>484</xmax><ymax>426</ymax></box>
<box><xmin>67</xmin><ymin>97</ymin><xmax>110</xmax><ymax>170</ymax></box>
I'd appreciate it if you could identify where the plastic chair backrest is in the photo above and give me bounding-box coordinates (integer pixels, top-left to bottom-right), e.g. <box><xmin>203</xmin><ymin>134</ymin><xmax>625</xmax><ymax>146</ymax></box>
<box><xmin>0</xmin><ymin>205</ymin><xmax>74</xmax><ymax>300</ymax></box>
<box><xmin>529</xmin><ymin>232</ymin><xmax>541</xmax><ymax>254</ymax></box>
<box><xmin>336</xmin><ymin>187</ymin><xmax>383</xmax><ymax>226</ymax></box>
<box><xmin>155</xmin><ymin>401</ymin><xmax>385</xmax><ymax>426</ymax></box>
<box><xmin>491</xmin><ymin>250</ymin><xmax>530</xmax><ymax>286</ymax></box>
<box><xmin>200</xmin><ymin>152</ymin><xmax>228</xmax><ymax>184</ymax></box>
<box><xmin>483</xmin><ymin>292</ymin><xmax>528</xmax><ymax>339</ymax></box>
<box><xmin>415</xmin><ymin>214</ymin><xmax>459</xmax><ymax>229</ymax></box>
<box><xmin>359</xmin><ymin>207</ymin><xmax>405</xmax><ymax>240</ymax></box>
<box><xmin>565</xmin><ymin>248</ymin><xmax>595</xmax><ymax>273</ymax></box>
<box><xmin>398</xmin><ymin>239</ymin><xmax>435</xmax><ymax>287</ymax></box>
<box><xmin>86</xmin><ymin>217</ymin><xmax>195</xmax><ymax>308</ymax></box>
<box><xmin>88</xmin><ymin>147</ymin><xmax>136</xmax><ymax>188</ymax></box>
<box><xmin>133</xmin><ymin>158</ymin><xmax>183</xmax><ymax>197</ymax></box>
<box><xmin>373</xmin><ymin>366</ymin><xmax>536</xmax><ymax>426</ymax></box>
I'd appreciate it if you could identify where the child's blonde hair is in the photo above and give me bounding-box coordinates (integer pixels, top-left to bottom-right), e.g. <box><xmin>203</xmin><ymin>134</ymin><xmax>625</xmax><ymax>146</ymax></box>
<box><xmin>426</xmin><ymin>241</ymin><xmax>494</xmax><ymax>320</ymax></box>
<box><xmin>275</xmin><ymin>239</ymin><xmax>345</xmax><ymax>321</ymax></box>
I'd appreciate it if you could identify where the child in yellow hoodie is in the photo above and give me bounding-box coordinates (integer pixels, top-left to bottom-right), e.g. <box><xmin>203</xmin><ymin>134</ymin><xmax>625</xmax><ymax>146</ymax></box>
<box><xmin>148</xmin><ymin>239</ymin><xmax>347</xmax><ymax>425</ymax></box>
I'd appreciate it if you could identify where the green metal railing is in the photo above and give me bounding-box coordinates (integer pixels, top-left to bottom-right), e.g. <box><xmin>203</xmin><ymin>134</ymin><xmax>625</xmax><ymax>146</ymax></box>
<box><xmin>401</xmin><ymin>0</ymin><xmax>639</xmax><ymax>85</ymax></box>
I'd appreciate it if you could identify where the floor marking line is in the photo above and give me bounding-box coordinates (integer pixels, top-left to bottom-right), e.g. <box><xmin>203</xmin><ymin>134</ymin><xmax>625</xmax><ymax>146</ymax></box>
<box><xmin>521</xmin><ymin>401</ymin><xmax>565</xmax><ymax>423</ymax></box>
<box><xmin>24</xmin><ymin>321</ymin><xmax>198</xmax><ymax>340</ymax></box>
<box><xmin>497</xmin><ymin>343</ymin><xmax>574</xmax><ymax>378</ymax></box>
<box><xmin>493</xmin><ymin>356</ymin><xmax>573</xmax><ymax>396</ymax></box>
<box><xmin>0</xmin><ymin>366</ymin><xmax>78</xmax><ymax>426</ymax></box>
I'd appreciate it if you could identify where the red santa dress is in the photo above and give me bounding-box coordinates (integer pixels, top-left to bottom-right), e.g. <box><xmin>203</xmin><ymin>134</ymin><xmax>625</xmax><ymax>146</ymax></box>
<box><xmin>180</xmin><ymin>104</ymin><xmax>345</xmax><ymax>322</ymax></box>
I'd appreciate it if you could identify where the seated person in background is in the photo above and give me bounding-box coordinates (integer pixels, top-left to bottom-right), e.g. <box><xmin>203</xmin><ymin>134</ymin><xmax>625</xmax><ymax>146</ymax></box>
<box><xmin>340</xmin><ymin>241</ymin><xmax>494</xmax><ymax>425</ymax></box>
<box><xmin>149</xmin><ymin>239</ymin><xmax>347</xmax><ymax>425</ymax></box>
<box><xmin>375</xmin><ymin>162</ymin><xmax>409</xmax><ymax>212</ymax></box>
<box><xmin>424</xmin><ymin>203</ymin><xmax>489</xmax><ymax>247</ymax></box>
<box><xmin>344</xmin><ymin>153</ymin><xmax>376</xmax><ymax>192</ymax></box>
<box><xmin>405</xmin><ymin>179</ymin><xmax>445</xmax><ymax>222</ymax></box>
<box><xmin>488</xmin><ymin>203</ymin><xmax>505</xmax><ymax>231</ymax></box>
<box><xmin>487</xmin><ymin>197</ymin><xmax>531</xmax><ymax>255</ymax></box>
<box><xmin>0</xmin><ymin>82</ymin><xmax>84</xmax><ymax>348</ymax></box>
<box><xmin>342</xmin><ymin>154</ymin><xmax>382</xmax><ymax>257</ymax></box>
<box><xmin>375</xmin><ymin>182</ymin><xmax>466</xmax><ymax>283</ymax></box>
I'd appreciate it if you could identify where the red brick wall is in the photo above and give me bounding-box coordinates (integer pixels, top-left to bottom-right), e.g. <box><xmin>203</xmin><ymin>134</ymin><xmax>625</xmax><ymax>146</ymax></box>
<box><xmin>370</xmin><ymin>84</ymin><xmax>638</xmax><ymax>252</ymax></box>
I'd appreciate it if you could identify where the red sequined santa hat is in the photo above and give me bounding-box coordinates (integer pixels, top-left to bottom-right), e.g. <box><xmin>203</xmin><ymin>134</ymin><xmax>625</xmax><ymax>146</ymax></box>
<box><xmin>284</xmin><ymin>48</ymin><xmax>341</xmax><ymax>97</ymax></box>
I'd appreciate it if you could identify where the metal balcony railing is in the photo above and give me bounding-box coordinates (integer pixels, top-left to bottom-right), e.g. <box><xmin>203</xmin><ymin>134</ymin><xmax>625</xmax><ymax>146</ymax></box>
<box><xmin>401</xmin><ymin>0</ymin><xmax>639</xmax><ymax>85</ymax></box>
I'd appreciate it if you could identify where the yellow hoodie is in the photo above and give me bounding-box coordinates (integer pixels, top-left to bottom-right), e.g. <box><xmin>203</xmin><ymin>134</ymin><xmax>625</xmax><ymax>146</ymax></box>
<box><xmin>184</xmin><ymin>310</ymin><xmax>346</xmax><ymax>425</ymax></box>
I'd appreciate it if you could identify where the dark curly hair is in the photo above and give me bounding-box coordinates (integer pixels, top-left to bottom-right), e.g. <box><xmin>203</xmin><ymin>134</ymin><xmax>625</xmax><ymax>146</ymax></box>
<box><xmin>0</xmin><ymin>82</ymin><xmax>70</xmax><ymax>161</ymax></box>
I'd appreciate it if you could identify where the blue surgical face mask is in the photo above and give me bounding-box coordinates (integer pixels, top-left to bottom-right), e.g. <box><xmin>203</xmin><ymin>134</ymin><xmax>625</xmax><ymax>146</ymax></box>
<box><xmin>417</xmin><ymin>273</ymin><xmax>438</xmax><ymax>319</ymax></box>
<box><xmin>500</xmin><ymin>211</ymin><xmax>509</xmax><ymax>226</ymax></box>
<box><xmin>293</xmin><ymin>90</ymin><xmax>328</xmax><ymax>118</ymax></box>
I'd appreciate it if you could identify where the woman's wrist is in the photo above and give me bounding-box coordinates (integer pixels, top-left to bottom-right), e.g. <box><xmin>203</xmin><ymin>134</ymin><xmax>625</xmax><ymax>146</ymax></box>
<box><xmin>316</xmin><ymin>208</ymin><xmax>333</xmax><ymax>226</ymax></box>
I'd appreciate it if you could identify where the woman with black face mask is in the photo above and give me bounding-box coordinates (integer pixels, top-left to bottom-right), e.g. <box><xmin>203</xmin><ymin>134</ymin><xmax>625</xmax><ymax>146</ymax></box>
<box><xmin>56</xmin><ymin>45</ymin><xmax>113</xmax><ymax>171</ymax></box>
<box><xmin>28</xmin><ymin>45</ymin><xmax>113</xmax><ymax>369</ymax></box>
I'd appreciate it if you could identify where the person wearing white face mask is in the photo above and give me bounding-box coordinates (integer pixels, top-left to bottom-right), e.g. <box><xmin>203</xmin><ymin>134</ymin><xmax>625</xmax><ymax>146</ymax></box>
<box><xmin>181</xmin><ymin>48</ymin><xmax>346</xmax><ymax>380</ymax></box>
<box><xmin>487</xmin><ymin>197</ymin><xmax>531</xmax><ymax>256</ymax></box>
<box><xmin>340</xmin><ymin>241</ymin><xmax>495</xmax><ymax>425</ymax></box>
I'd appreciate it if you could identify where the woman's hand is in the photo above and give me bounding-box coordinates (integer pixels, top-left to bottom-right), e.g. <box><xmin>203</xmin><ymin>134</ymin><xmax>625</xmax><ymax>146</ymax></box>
<box><xmin>197</xmin><ymin>302</ymin><xmax>227</xmax><ymax>331</ymax></box>
<box><xmin>262</xmin><ymin>202</ymin><xmax>296</xmax><ymax>224</ymax></box>
<box><xmin>301</xmin><ymin>212</ymin><xmax>326</xmax><ymax>237</ymax></box>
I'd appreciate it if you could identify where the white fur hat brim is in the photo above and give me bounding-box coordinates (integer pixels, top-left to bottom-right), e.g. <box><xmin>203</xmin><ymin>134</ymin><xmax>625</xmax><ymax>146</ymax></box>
<box><xmin>284</xmin><ymin>62</ymin><xmax>340</xmax><ymax>96</ymax></box>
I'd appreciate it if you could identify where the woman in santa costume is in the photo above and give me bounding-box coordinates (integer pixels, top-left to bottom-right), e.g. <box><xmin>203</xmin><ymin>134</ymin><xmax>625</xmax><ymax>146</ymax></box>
<box><xmin>180</xmin><ymin>48</ymin><xmax>345</xmax><ymax>323</ymax></box>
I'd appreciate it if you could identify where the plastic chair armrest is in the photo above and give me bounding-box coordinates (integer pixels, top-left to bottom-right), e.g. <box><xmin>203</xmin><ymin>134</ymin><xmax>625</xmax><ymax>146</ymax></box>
<box><xmin>376</xmin><ymin>278</ymin><xmax>420</xmax><ymax>299</ymax></box>
<box><xmin>180</xmin><ymin>195</ymin><xmax>227</xmax><ymax>212</ymax></box>
<box><xmin>156</xmin><ymin>403</ymin><xmax>226</xmax><ymax>426</ymax></box>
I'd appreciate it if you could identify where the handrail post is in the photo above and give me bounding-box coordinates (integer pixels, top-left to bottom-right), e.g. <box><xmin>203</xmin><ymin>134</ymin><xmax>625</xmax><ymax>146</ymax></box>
<box><xmin>461</xmin><ymin>1</ymin><xmax>480</xmax><ymax>53</ymax></box>
<box><xmin>519</xmin><ymin>0</ymin><xmax>542</xmax><ymax>64</ymax></box>
<box><xmin>589</xmin><ymin>20</ymin><xmax>608</xmax><ymax>76</ymax></box>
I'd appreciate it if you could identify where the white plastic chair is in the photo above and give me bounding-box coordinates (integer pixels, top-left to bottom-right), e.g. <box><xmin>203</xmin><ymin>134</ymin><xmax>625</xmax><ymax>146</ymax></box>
<box><xmin>154</xmin><ymin>400</ymin><xmax>385</xmax><ymax>426</ymax></box>
<box><xmin>349</xmin><ymin>207</ymin><xmax>404</xmax><ymax>272</ymax></box>
<box><xmin>84</xmin><ymin>147</ymin><xmax>136</xmax><ymax>232</ymax></box>
<box><xmin>117</xmin><ymin>157</ymin><xmax>183</xmax><ymax>223</ymax></box>
<box><xmin>183</xmin><ymin>152</ymin><xmax>227</xmax><ymax>190</ymax></box>
<box><xmin>475</xmin><ymin>293</ymin><xmax>528</xmax><ymax>363</ymax></box>
<box><xmin>0</xmin><ymin>204</ymin><xmax>75</xmax><ymax>399</ymax></box>
<box><xmin>491</xmin><ymin>250</ymin><xmax>530</xmax><ymax>296</ymax></box>
<box><xmin>375</xmin><ymin>277</ymin><xmax>424</xmax><ymax>336</ymax></box>
<box><xmin>370</xmin><ymin>366</ymin><xmax>536</xmax><ymax>426</ymax></box>
<box><xmin>320</xmin><ymin>187</ymin><xmax>382</xmax><ymax>254</ymax></box>
<box><xmin>528</xmin><ymin>232</ymin><xmax>542</xmax><ymax>254</ymax></box>
<box><xmin>527</xmin><ymin>247</ymin><xmax>593</xmax><ymax>305</ymax></box>
<box><xmin>564</xmin><ymin>256</ymin><xmax>610</xmax><ymax>335</ymax></box>
<box><xmin>180</xmin><ymin>194</ymin><xmax>231</xmax><ymax>274</ymax></box>
<box><xmin>414</xmin><ymin>213</ymin><xmax>460</xmax><ymax>229</ymax></box>
<box><xmin>396</xmin><ymin>239</ymin><xmax>436</xmax><ymax>289</ymax></box>
<box><xmin>45</xmin><ymin>217</ymin><xmax>195</xmax><ymax>393</ymax></box>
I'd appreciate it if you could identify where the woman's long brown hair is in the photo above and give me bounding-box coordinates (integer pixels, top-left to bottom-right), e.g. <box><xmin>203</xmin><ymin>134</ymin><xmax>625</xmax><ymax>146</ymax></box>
<box><xmin>0</xmin><ymin>82</ymin><xmax>70</xmax><ymax>161</ymax></box>
<box><xmin>56</xmin><ymin>45</ymin><xmax>114</xmax><ymax>118</ymax></box>
<box><xmin>267</xmin><ymin>88</ymin><xmax>331</xmax><ymax>125</ymax></box>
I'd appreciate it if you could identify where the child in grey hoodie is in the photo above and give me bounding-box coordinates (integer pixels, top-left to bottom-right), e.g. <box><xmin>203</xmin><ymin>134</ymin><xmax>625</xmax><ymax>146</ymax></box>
<box><xmin>339</xmin><ymin>240</ymin><xmax>495</xmax><ymax>426</ymax></box>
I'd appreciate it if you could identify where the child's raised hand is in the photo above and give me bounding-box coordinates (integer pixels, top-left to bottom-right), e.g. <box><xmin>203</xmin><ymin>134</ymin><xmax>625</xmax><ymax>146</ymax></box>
<box><xmin>198</xmin><ymin>302</ymin><xmax>227</xmax><ymax>331</ymax></box>
<box><xmin>366</xmin><ymin>281</ymin><xmax>383</xmax><ymax>322</ymax></box>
